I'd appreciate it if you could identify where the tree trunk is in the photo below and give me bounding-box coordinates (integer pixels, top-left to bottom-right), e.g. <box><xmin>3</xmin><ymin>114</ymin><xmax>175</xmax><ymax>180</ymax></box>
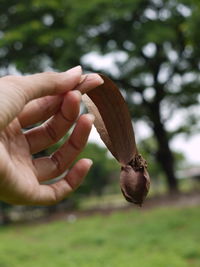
<box><xmin>150</xmin><ymin>105</ymin><xmax>179</xmax><ymax>193</ymax></box>
<box><xmin>0</xmin><ymin>204</ymin><xmax>11</xmax><ymax>225</ymax></box>
<box><xmin>154</xmin><ymin>123</ymin><xmax>179</xmax><ymax>192</ymax></box>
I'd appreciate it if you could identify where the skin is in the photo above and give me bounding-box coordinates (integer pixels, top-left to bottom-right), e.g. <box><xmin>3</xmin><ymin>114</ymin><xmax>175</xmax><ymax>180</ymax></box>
<box><xmin>0</xmin><ymin>66</ymin><xmax>104</xmax><ymax>205</ymax></box>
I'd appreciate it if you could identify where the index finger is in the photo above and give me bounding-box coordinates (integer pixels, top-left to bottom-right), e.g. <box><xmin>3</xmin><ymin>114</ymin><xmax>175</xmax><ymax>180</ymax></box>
<box><xmin>0</xmin><ymin>66</ymin><xmax>82</xmax><ymax>131</ymax></box>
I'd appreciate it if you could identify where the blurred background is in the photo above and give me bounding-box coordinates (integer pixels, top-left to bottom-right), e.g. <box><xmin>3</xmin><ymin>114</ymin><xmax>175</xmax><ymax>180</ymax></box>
<box><xmin>0</xmin><ymin>0</ymin><xmax>200</xmax><ymax>266</ymax></box>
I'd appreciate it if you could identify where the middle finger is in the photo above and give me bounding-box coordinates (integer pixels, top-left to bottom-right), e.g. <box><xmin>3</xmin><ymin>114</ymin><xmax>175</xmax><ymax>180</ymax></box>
<box><xmin>25</xmin><ymin>90</ymin><xmax>81</xmax><ymax>154</ymax></box>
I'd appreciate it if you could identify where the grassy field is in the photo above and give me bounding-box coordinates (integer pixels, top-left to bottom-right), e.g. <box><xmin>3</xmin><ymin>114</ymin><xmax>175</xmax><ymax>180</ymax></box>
<box><xmin>0</xmin><ymin>205</ymin><xmax>200</xmax><ymax>267</ymax></box>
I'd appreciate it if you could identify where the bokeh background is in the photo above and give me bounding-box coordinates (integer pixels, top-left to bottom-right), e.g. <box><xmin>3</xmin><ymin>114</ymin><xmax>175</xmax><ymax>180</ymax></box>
<box><xmin>0</xmin><ymin>0</ymin><xmax>200</xmax><ymax>266</ymax></box>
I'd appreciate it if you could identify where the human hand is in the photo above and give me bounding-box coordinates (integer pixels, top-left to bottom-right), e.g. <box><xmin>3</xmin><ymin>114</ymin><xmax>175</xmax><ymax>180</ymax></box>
<box><xmin>0</xmin><ymin>66</ymin><xmax>104</xmax><ymax>205</ymax></box>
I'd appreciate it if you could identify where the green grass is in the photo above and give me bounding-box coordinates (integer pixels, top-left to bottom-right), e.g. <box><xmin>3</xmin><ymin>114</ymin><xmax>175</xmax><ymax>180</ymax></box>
<box><xmin>0</xmin><ymin>206</ymin><xmax>200</xmax><ymax>267</ymax></box>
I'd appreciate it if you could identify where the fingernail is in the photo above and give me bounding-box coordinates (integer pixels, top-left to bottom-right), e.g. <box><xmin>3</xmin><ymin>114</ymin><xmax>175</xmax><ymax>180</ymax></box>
<box><xmin>86</xmin><ymin>113</ymin><xmax>95</xmax><ymax>123</ymax></box>
<box><xmin>95</xmin><ymin>74</ymin><xmax>104</xmax><ymax>85</ymax></box>
<box><xmin>85</xmin><ymin>159</ymin><xmax>93</xmax><ymax>167</ymax></box>
<box><xmin>79</xmin><ymin>74</ymin><xmax>87</xmax><ymax>84</ymax></box>
<box><xmin>72</xmin><ymin>90</ymin><xmax>82</xmax><ymax>98</ymax></box>
<box><xmin>66</xmin><ymin>65</ymin><xmax>82</xmax><ymax>76</ymax></box>
<box><xmin>88</xmin><ymin>73</ymin><xmax>104</xmax><ymax>85</ymax></box>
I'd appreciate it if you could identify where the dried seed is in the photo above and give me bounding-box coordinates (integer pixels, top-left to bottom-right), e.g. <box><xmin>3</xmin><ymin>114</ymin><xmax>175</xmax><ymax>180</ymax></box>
<box><xmin>81</xmin><ymin>74</ymin><xmax>150</xmax><ymax>205</ymax></box>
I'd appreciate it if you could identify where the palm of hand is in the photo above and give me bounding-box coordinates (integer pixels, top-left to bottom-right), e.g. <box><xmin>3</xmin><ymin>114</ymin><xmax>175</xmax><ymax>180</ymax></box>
<box><xmin>0</xmin><ymin>119</ymin><xmax>38</xmax><ymax>204</ymax></box>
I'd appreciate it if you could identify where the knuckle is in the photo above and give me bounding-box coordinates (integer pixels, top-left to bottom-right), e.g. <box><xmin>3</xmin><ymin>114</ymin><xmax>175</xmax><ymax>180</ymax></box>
<box><xmin>37</xmin><ymin>97</ymin><xmax>51</xmax><ymax>118</ymax></box>
<box><xmin>68</xmin><ymin>138</ymin><xmax>81</xmax><ymax>151</ymax></box>
<box><xmin>1</xmin><ymin>75</ymin><xmax>25</xmax><ymax>92</ymax></box>
<box><xmin>50</xmin><ymin>184</ymin><xmax>61</xmax><ymax>203</ymax></box>
<box><xmin>51</xmin><ymin>151</ymin><xmax>63</xmax><ymax>173</ymax></box>
<box><xmin>50</xmin><ymin>182</ymin><xmax>67</xmax><ymax>203</ymax></box>
<box><xmin>60</xmin><ymin>110</ymin><xmax>74</xmax><ymax>124</ymax></box>
<box><xmin>44</xmin><ymin>71</ymin><xmax>56</xmax><ymax>77</ymax></box>
<box><xmin>44</xmin><ymin>121</ymin><xmax>58</xmax><ymax>143</ymax></box>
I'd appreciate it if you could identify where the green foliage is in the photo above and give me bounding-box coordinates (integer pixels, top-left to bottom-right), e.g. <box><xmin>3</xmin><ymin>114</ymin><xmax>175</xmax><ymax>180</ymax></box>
<box><xmin>0</xmin><ymin>206</ymin><xmax>200</xmax><ymax>266</ymax></box>
<box><xmin>0</xmin><ymin>0</ymin><xmax>82</xmax><ymax>72</ymax></box>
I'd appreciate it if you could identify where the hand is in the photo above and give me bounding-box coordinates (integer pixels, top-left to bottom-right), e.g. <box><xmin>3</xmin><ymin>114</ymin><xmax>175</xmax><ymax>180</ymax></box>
<box><xmin>0</xmin><ymin>66</ymin><xmax>104</xmax><ymax>205</ymax></box>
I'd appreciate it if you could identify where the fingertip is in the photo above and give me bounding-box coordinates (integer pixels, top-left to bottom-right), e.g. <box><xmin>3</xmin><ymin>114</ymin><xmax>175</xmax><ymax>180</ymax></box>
<box><xmin>64</xmin><ymin>66</ymin><xmax>82</xmax><ymax>83</ymax></box>
<box><xmin>80</xmin><ymin>158</ymin><xmax>93</xmax><ymax>169</ymax></box>
<box><xmin>83</xmin><ymin>113</ymin><xmax>95</xmax><ymax>123</ymax></box>
<box><xmin>65</xmin><ymin>65</ymin><xmax>82</xmax><ymax>76</ymax></box>
<box><xmin>71</xmin><ymin>90</ymin><xmax>82</xmax><ymax>100</ymax></box>
<box><xmin>64</xmin><ymin>90</ymin><xmax>82</xmax><ymax>103</ymax></box>
<box><xmin>89</xmin><ymin>73</ymin><xmax>104</xmax><ymax>85</ymax></box>
<box><xmin>75</xmin><ymin>73</ymin><xmax>104</xmax><ymax>94</ymax></box>
<box><xmin>76</xmin><ymin>114</ymin><xmax>95</xmax><ymax>131</ymax></box>
<box><xmin>65</xmin><ymin>158</ymin><xmax>93</xmax><ymax>190</ymax></box>
<box><xmin>61</xmin><ymin>90</ymin><xmax>82</xmax><ymax>121</ymax></box>
<box><xmin>58</xmin><ymin>66</ymin><xmax>83</xmax><ymax>92</ymax></box>
<box><xmin>82</xmin><ymin>114</ymin><xmax>95</xmax><ymax>134</ymax></box>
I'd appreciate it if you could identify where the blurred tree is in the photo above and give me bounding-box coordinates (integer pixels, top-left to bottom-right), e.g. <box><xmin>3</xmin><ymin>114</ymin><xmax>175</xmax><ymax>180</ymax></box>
<box><xmin>0</xmin><ymin>0</ymin><xmax>200</xmax><ymax>192</ymax></box>
<box><xmin>0</xmin><ymin>202</ymin><xmax>11</xmax><ymax>225</ymax></box>
<box><xmin>138</xmin><ymin>137</ymin><xmax>186</xmax><ymax>188</ymax></box>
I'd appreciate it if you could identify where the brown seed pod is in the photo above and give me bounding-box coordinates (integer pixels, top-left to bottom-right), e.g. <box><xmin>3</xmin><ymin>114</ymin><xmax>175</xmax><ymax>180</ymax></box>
<box><xmin>77</xmin><ymin>74</ymin><xmax>150</xmax><ymax>205</ymax></box>
<box><xmin>120</xmin><ymin>155</ymin><xmax>150</xmax><ymax>205</ymax></box>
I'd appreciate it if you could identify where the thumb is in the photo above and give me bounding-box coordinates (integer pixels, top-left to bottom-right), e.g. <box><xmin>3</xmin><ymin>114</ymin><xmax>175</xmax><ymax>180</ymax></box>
<box><xmin>0</xmin><ymin>66</ymin><xmax>82</xmax><ymax>131</ymax></box>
